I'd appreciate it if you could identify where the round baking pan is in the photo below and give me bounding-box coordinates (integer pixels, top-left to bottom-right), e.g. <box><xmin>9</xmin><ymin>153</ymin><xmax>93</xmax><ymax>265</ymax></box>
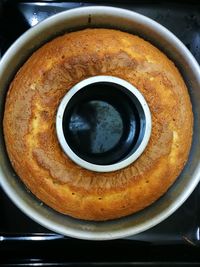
<box><xmin>0</xmin><ymin>6</ymin><xmax>200</xmax><ymax>240</ymax></box>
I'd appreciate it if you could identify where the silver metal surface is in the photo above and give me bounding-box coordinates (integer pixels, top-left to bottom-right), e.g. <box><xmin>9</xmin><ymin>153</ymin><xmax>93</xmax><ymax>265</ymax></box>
<box><xmin>0</xmin><ymin>6</ymin><xmax>200</xmax><ymax>240</ymax></box>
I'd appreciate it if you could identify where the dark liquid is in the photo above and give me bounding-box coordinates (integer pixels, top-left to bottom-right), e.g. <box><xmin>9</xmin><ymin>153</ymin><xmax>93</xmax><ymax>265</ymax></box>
<box><xmin>62</xmin><ymin>83</ymin><xmax>142</xmax><ymax>165</ymax></box>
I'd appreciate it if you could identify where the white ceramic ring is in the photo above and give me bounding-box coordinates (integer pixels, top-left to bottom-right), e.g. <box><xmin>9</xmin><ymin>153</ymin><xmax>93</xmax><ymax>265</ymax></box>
<box><xmin>56</xmin><ymin>75</ymin><xmax>151</xmax><ymax>172</ymax></box>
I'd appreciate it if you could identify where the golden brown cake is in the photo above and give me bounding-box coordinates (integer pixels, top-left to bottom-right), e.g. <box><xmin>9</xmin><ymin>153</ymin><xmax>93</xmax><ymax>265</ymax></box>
<box><xmin>3</xmin><ymin>29</ymin><xmax>193</xmax><ymax>221</ymax></box>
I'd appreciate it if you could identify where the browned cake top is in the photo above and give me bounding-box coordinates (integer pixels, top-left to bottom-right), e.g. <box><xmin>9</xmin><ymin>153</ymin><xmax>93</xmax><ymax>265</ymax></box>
<box><xmin>3</xmin><ymin>29</ymin><xmax>193</xmax><ymax>221</ymax></box>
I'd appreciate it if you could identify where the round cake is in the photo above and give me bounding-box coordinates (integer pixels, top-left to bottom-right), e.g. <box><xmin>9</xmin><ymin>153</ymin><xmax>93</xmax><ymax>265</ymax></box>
<box><xmin>3</xmin><ymin>29</ymin><xmax>193</xmax><ymax>221</ymax></box>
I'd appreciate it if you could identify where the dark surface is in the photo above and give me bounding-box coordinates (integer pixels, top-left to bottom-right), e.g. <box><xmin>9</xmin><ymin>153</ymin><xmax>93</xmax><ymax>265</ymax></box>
<box><xmin>0</xmin><ymin>0</ymin><xmax>200</xmax><ymax>265</ymax></box>
<box><xmin>63</xmin><ymin>82</ymin><xmax>141</xmax><ymax>165</ymax></box>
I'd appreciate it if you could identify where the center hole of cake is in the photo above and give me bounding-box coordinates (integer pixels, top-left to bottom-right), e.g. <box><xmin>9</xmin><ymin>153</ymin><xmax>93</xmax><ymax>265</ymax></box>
<box><xmin>62</xmin><ymin>82</ymin><xmax>141</xmax><ymax>165</ymax></box>
<box><xmin>67</xmin><ymin>100</ymin><xmax>123</xmax><ymax>154</ymax></box>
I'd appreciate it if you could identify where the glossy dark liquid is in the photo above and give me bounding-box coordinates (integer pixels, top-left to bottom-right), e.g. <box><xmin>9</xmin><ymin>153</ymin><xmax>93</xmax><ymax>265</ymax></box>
<box><xmin>62</xmin><ymin>82</ymin><xmax>143</xmax><ymax>165</ymax></box>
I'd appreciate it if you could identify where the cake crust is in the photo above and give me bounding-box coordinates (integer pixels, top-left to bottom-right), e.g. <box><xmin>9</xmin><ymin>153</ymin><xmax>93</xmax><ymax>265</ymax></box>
<box><xmin>3</xmin><ymin>29</ymin><xmax>193</xmax><ymax>220</ymax></box>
